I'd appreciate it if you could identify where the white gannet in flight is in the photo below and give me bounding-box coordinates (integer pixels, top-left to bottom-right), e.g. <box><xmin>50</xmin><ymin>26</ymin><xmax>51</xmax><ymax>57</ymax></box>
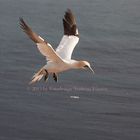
<box><xmin>19</xmin><ymin>9</ymin><xmax>94</xmax><ymax>84</ymax></box>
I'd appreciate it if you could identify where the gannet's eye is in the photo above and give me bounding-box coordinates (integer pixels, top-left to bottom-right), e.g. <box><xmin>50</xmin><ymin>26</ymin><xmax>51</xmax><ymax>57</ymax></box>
<box><xmin>84</xmin><ymin>65</ymin><xmax>89</xmax><ymax>68</ymax></box>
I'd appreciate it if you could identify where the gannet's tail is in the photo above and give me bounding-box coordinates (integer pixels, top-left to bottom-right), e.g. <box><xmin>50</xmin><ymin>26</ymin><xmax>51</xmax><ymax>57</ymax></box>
<box><xmin>29</xmin><ymin>66</ymin><xmax>48</xmax><ymax>84</ymax></box>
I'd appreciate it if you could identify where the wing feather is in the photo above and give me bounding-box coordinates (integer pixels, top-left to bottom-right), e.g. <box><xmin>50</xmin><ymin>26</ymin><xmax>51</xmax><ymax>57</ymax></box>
<box><xmin>19</xmin><ymin>18</ymin><xmax>63</xmax><ymax>63</ymax></box>
<box><xmin>37</xmin><ymin>43</ymin><xmax>63</xmax><ymax>63</ymax></box>
<box><xmin>56</xmin><ymin>9</ymin><xmax>79</xmax><ymax>60</ymax></box>
<box><xmin>19</xmin><ymin>17</ymin><xmax>45</xmax><ymax>43</ymax></box>
<box><xmin>63</xmin><ymin>9</ymin><xmax>79</xmax><ymax>37</ymax></box>
<box><xmin>56</xmin><ymin>35</ymin><xmax>79</xmax><ymax>60</ymax></box>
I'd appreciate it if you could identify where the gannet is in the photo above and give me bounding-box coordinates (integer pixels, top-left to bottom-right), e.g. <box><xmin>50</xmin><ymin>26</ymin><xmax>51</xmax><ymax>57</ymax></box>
<box><xmin>19</xmin><ymin>9</ymin><xmax>94</xmax><ymax>84</ymax></box>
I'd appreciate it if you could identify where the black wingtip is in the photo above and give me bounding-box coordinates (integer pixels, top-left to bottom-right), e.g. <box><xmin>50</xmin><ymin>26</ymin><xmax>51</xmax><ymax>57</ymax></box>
<box><xmin>66</xmin><ymin>8</ymin><xmax>72</xmax><ymax>13</ymax></box>
<box><xmin>19</xmin><ymin>17</ymin><xmax>25</xmax><ymax>28</ymax></box>
<box><xmin>65</xmin><ymin>9</ymin><xmax>73</xmax><ymax>18</ymax></box>
<box><xmin>19</xmin><ymin>17</ymin><xmax>23</xmax><ymax>21</ymax></box>
<box><xmin>19</xmin><ymin>17</ymin><xmax>30</xmax><ymax>32</ymax></box>
<box><xmin>63</xmin><ymin>9</ymin><xmax>79</xmax><ymax>37</ymax></box>
<box><xmin>19</xmin><ymin>17</ymin><xmax>24</xmax><ymax>24</ymax></box>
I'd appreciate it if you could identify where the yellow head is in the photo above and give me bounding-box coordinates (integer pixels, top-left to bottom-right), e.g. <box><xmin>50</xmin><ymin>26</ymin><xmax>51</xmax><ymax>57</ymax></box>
<box><xmin>76</xmin><ymin>61</ymin><xmax>94</xmax><ymax>74</ymax></box>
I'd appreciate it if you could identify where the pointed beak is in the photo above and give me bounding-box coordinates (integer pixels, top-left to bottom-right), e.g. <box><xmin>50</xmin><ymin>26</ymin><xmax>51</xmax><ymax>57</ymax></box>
<box><xmin>89</xmin><ymin>66</ymin><xmax>95</xmax><ymax>74</ymax></box>
<box><xmin>83</xmin><ymin>65</ymin><xmax>95</xmax><ymax>74</ymax></box>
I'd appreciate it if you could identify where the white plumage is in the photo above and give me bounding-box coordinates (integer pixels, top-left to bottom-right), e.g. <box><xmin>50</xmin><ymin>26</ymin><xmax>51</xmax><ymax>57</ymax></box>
<box><xmin>56</xmin><ymin>35</ymin><xmax>79</xmax><ymax>60</ymax></box>
<box><xmin>19</xmin><ymin>9</ymin><xmax>94</xmax><ymax>84</ymax></box>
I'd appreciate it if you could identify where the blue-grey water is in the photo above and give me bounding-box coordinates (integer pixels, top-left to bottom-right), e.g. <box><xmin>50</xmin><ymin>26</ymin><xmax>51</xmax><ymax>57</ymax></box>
<box><xmin>0</xmin><ymin>0</ymin><xmax>140</xmax><ymax>140</ymax></box>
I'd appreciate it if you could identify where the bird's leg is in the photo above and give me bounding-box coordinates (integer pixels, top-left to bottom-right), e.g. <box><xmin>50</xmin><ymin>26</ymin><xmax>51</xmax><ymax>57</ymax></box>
<box><xmin>44</xmin><ymin>69</ymin><xmax>49</xmax><ymax>82</ymax></box>
<box><xmin>53</xmin><ymin>73</ymin><xmax>58</xmax><ymax>82</ymax></box>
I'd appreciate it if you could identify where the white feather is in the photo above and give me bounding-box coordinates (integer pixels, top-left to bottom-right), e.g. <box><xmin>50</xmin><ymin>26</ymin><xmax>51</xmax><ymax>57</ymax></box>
<box><xmin>36</xmin><ymin>43</ymin><xmax>64</xmax><ymax>63</ymax></box>
<box><xmin>38</xmin><ymin>36</ymin><xmax>44</xmax><ymax>41</ymax></box>
<box><xmin>56</xmin><ymin>35</ymin><xmax>79</xmax><ymax>60</ymax></box>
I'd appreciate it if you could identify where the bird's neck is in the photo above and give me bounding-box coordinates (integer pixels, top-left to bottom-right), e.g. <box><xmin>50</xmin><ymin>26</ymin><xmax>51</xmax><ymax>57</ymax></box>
<box><xmin>70</xmin><ymin>60</ymin><xmax>82</xmax><ymax>69</ymax></box>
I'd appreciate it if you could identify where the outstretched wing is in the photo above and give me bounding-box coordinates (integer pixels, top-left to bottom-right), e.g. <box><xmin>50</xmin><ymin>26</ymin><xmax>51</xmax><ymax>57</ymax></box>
<box><xmin>56</xmin><ymin>9</ymin><xmax>79</xmax><ymax>60</ymax></box>
<box><xmin>36</xmin><ymin>43</ymin><xmax>63</xmax><ymax>63</ymax></box>
<box><xmin>19</xmin><ymin>17</ymin><xmax>44</xmax><ymax>43</ymax></box>
<box><xmin>19</xmin><ymin>18</ymin><xmax>63</xmax><ymax>63</ymax></box>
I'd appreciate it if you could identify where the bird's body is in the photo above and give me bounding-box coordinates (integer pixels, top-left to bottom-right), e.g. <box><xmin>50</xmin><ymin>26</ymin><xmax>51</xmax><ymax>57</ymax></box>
<box><xmin>19</xmin><ymin>9</ymin><xmax>94</xmax><ymax>84</ymax></box>
<box><xmin>44</xmin><ymin>60</ymin><xmax>70</xmax><ymax>73</ymax></box>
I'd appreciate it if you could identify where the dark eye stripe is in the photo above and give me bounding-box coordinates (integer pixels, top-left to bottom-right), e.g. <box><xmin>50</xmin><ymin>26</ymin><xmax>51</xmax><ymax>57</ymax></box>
<box><xmin>84</xmin><ymin>65</ymin><xmax>89</xmax><ymax>68</ymax></box>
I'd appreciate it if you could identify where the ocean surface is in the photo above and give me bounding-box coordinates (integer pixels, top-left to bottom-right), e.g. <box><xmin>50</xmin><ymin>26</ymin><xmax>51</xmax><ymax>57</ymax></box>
<box><xmin>0</xmin><ymin>0</ymin><xmax>140</xmax><ymax>139</ymax></box>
